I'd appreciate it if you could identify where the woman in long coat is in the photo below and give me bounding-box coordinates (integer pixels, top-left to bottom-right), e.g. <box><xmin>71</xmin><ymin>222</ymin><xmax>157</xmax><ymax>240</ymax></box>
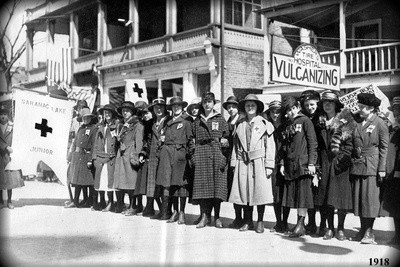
<box><xmin>192</xmin><ymin>92</ymin><xmax>229</xmax><ymax>229</ymax></box>
<box><xmin>92</xmin><ymin>104</ymin><xmax>120</xmax><ymax>211</ymax></box>
<box><xmin>379</xmin><ymin>96</ymin><xmax>400</xmax><ymax>245</ymax></box>
<box><xmin>313</xmin><ymin>91</ymin><xmax>354</xmax><ymax>241</ymax></box>
<box><xmin>141</xmin><ymin>98</ymin><xmax>169</xmax><ymax>218</ymax></box>
<box><xmin>156</xmin><ymin>96</ymin><xmax>193</xmax><ymax>224</ymax></box>
<box><xmin>229</xmin><ymin>94</ymin><xmax>275</xmax><ymax>233</ymax></box>
<box><xmin>0</xmin><ymin>105</ymin><xmax>24</xmax><ymax>209</ymax></box>
<box><xmin>281</xmin><ymin>96</ymin><xmax>318</xmax><ymax>238</ymax></box>
<box><xmin>113</xmin><ymin>101</ymin><xmax>144</xmax><ymax>216</ymax></box>
<box><xmin>350</xmin><ymin>93</ymin><xmax>389</xmax><ymax>244</ymax></box>
<box><xmin>67</xmin><ymin>107</ymin><xmax>97</xmax><ymax>208</ymax></box>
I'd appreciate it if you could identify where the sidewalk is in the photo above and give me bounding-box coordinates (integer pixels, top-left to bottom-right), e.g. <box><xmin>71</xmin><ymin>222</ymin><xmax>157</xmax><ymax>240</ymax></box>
<box><xmin>0</xmin><ymin>181</ymin><xmax>399</xmax><ymax>266</ymax></box>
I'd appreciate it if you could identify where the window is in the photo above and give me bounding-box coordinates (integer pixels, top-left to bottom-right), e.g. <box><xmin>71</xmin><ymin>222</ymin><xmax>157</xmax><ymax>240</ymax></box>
<box><xmin>352</xmin><ymin>19</ymin><xmax>381</xmax><ymax>47</ymax></box>
<box><xmin>225</xmin><ymin>0</ymin><xmax>262</xmax><ymax>29</ymax></box>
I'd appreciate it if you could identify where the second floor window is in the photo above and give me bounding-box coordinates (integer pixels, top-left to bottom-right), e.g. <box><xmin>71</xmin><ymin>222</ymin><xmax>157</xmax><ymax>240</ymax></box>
<box><xmin>225</xmin><ymin>0</ymin><xmax>262</xmax><ymax>30</ymax></box>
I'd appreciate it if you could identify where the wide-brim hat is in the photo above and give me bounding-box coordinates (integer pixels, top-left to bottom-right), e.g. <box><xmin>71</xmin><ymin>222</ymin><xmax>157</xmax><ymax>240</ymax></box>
<box><xmin>98</xmin><ymin>104</ymin><xmax>117</xmax><ymax>117</ymax></box>
<box><xmin>201</xmin><ymin>92</ymin><xmax>221</xmax><ymax>104</ymax></box>
<box><xmin>320</xmin><ymin>90</ymin><xmax>344</xmax><ymax>109</ymax></box>
<box><xmin>186</xmin><ymin>97</ymin><xmax>202</xmax><ymax>116</ymax></box>
<box><xmin>80</xmin><ymin>107</ymin><xmax>96</xmax><ymax>117</ymax></box>
<box><xmin>148</xmin><ymin>98</ymin><xmax>166</xmax><ymax>112</ymax></box>
<box><xmin>117</xmin><ymin>101</ymin><xmax>136</xmax><ymax>115</ymax></box>
<box><xmin>300</xmin><ymin>89</ymin><xmax>320</xmax><ymax>104</ymax></box>
<box><xmin>222</xmin><ymin>96</ymin><xmax>239</xmax><ymax>110</ymax></box>
<box><xmin>389</xmin><ymin>96</ymin><xmax>400</xmax><ymax>111</ymax></box>
<box><xmin>238</xmin><ymin>94</ymin><xmax>264</xmax><ymax>113</ymax></box>
<box><xmin>266</xmin><ymin>100</ymin><xmax>282</xmax><ymax>112</ymax></box>
<box><xmin>357</xmin><ymin>93</ymin><xmax>381</xmax><ymax>108</ymax></box>
<box><xmin>167</xmin><ymin>96</ymin><xmax>188</xmax><ymax>109</ymax></box>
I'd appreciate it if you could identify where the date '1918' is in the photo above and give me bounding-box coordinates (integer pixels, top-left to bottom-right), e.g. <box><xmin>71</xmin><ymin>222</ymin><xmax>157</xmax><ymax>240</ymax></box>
<box><xmin>369</xmin><ymin>258</ymin><xmax>389</xmax><ymax>266</ymax></box>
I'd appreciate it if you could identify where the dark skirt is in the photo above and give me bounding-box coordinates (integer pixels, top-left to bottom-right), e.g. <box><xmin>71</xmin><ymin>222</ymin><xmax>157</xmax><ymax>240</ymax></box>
<box><xmin>326</xmin><ymin>173</ymin><xmax>352</xmax><ymax>210</ymax></box>
<box><xmin>156</xmin><ymin>145</ymin><xmax>188</xmax><ymax>187</ymax></box>
<box><xmin>282</xmin><ymin>175</ymin><xmax>314</xmax><ymax>209</ymax></box>
<box><xmin>134</xmin><ymin>164</ymin><xmax>147</xmax><ymax>196</ymax></box>
<box><xmin>271</xmin><ymin>168</ymin><xmax>284</xmax><ymax>204</ymax></box>
<box><xmin>0</xmin><ymin>170</ymin><xmax>24</xmax><ymax>190</ymax></box>
<box><xmin>351</xmin><ymin>175</ymin><xmax>380</xmax><ymax>217</ymax></box>
<box><xmin>170</xmin><ymin>185</ymin><xmax>189</xmax><ymax>197</ymax></box>
<box><xmin>379</xmin><ymin>178</ymin><xmax>400</xmax><ymax>218</ymax></box>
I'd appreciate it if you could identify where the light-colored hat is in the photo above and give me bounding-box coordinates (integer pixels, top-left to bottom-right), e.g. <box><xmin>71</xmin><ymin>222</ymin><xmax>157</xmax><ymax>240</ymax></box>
<box><xmin>80</xmin><ymin>107</ymin><xmax>95</xmax><ymax>117</ymax></box>
<box><xmin>238</xmin><ymin>94</ymin><xmax>264</xmax><ymax>114</ymax></box>
<box><xmin>148</xmin><ymin>98</ymin><xmax>166</xmax><ymax>112</ymax></box>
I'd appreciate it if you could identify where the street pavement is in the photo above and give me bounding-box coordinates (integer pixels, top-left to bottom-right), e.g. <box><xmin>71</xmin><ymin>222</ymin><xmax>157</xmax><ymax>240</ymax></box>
<box><xmin>0</xmin><ymin>180</ymin><xmax>399</xmax><ymax>267</ymax></box>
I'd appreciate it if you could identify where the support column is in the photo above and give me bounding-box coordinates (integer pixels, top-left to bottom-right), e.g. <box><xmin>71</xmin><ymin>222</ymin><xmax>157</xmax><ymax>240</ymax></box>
<box><xmin>98</xmin><ymin>1</ymin><xmax>106</xmax><ymax>65</ymax></box>
<box><xmin>25</xmin><ymin>28</ymin><xmax>33</xmax><ymax>71</ymax></box>
<box><xmin>166</xmin><ymin>0</ymin><xmax>177</xmax><ymax>35</ymax></box>
<box><xmin>70</xmin><ymin>13</ymin><xmax>79</xmax><ymax>59</ymax></box>
<box><xmin>339</xmin><ymin>1</ymin><xmax>347</xmax><ymax>79</ymax></box>
<box><xmin>157</xmin><ymin>79</ymin><xmax>163</xmax><ymax>97</ymax></box>
<box><xmin>183</xmin><ymin>72</ymin><xmax>197</xmax><ymax>104</ymax></box>
<box><xmin>131</xmin><ymin>0</ymin><xmax>139</xmax><ymax>43</ymax></box>
<box><xmin>264</xmin><ymin>18</ymin><xmax>271</xmax><ymax>86</ymax></box>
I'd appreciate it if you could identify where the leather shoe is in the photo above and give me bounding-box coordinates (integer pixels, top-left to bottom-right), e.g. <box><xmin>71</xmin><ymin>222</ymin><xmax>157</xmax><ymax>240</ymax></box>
<box><xmin>317</xmin><ymin>227</ymin><xmax>327</xmax><ymax>237</ymax></box>
<box><xmin>256</xmin><ymin>221</ymin><xmax>264</xmax><ymax>233</ymax></box>
<box><xmin>167</xmin><ymin>211</ymin><xmax>179</xmax><ymax>223</ymax></box>
<box><xmin>196</xmin><ymin>214</ymin><xmax>209</xmax><ymax>228</ymax></box>
<box><xmin>7</xmin><ymin>203</ymin><xmax>14</xmax><ymax>209</ymax></box>
<box><xmin>361</xmin><ymin>229</ymin><xmax>377</xmax><ymax>244</ymax></box>
<box><xmin>229</xmin><ymin>218</ymin><xmax>243</xmax><ymax>229</ymax></box>
<box><xmin>239</xmin><ymin>223</ymin><xmax>254</xmax><ymax>231</ymax></box>
<box><xmin>142</xmin><ymin>207</ymin><xmax>155</xmax><ymax>217</ymax></box>
<box><xmin>64</xmin><ymin>202</ymin><xmax>77</xmax><ymax>208</ymax></box>
<box><xmin>150</xmin><ymin>212</ymin><xmax>162</xmax><ymax>220</ymax></box>
<box><xmin>215</xmin><ymin>218</ymin><xmax>223</xmax><ymax>228</ymax></box>
<box><xmin>102</xmin><ymin>202</ymin><xmax>114</xmax><ymax>212</ymax></box>
<box><xmin>350</xmin><ymin>229</ymin><xmax>365</xmax><ymax>242</ymax></box>
<box><xmin>336</xmin><ymin>230</ymin><xmax>347</xmax><ymax>241</ymax></box>
<box><xmin>136</xmin><ymin>205</ymin><xmax>144</xmax><ymax>214</ymax></box>
<box><xmin>178</xmin><ymin>211</ymin><xmax>185</xmax><ymax>225</ymax></box>
<box><xmin>270</xmin><ymin>221</ymin><xmax>284</xmax><ymax>233</ymax></box>
<box><xmin>124</xmin><ymin>208</ymin><xmax>137</xmax><ymax>216</ymax></box>
<box><xmin>193</xmin><ymin>214</ymin><xmax>202</xmax><ymax>225</ymax></box>
<box><xmin>323</xmin><ymin>229</ymin><xmax>334</xmax><ymax>240</ymax></box>
<box><xmin>305</xmin><ymin>224</ymin><xmax>317</xmax><ymax>235</ymax></box>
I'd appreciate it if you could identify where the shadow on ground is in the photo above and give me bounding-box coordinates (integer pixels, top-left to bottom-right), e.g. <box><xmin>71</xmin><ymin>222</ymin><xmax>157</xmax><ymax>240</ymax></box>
<box><xmin>11</xmin><ymin>198</ymin><xmax>68</xmax><ymax>207</ymax></box>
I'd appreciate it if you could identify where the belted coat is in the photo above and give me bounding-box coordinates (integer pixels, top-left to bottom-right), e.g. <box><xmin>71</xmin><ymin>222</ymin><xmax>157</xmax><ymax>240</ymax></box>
<box><xmin>229</xmin><ymin>115</ymin><xmax>275</xmax><ymax>206</ymax></box>
<box><xmin>191</xmin><ymin>111</ymin><xmax>229</xmax><ymax>201</ymax></box>
<box><xmin>113</xmin><ymin>116</ymin><xmax>144</xmax><ymax>190</ymax></box>
<box><xmin>69</xmin><ymin>122</ymin><xmax>97</xmax><ymax>186</ymax></box>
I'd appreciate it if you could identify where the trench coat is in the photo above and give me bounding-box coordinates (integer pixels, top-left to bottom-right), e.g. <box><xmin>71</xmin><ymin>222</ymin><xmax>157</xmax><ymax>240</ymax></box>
<box><xmin>228</xmin><ymin>115</ymin><xmax>275</xmax><ymax>206</ymax></box>
<box><xmin>379</xmin><ymin>124</ymin><xmax>400</xmax><ymax>217</ymax></box>
<box><xmin>0</xmin><ymin>122</ymin><xmax>24</xmax><ymax>190</ymax></box>
<box><xmin>69</xmin><ymin>123</ymin><xmax>97</xmax><ymax>186</ymax></box>
<box><xmin>156</xmin><ymin>114</ymin><xmax>193</xmax><ymax>188</ymax></box>
<box><xmin>113</xmin><ymin>117</ymin><xmax>144</xmax><ymax>190</ymax></box>
<box><xmin>191</xmin><ymin>111</ymin><xmax>229</xmax><ymax>201</ymax></box>
<box><xmin>351</xmin><ymin>113</ymin><xmax>389</xmax><ymax>217</ymax></box>
<box><xmin>92</xmin><ymin>122</ymin><xmax>119</xmax><ymax>191</ymax></box>
<box><xmin>314</xmin><ymin>113</ymin><xmax>354</xmax><ymax>210</ymax></box>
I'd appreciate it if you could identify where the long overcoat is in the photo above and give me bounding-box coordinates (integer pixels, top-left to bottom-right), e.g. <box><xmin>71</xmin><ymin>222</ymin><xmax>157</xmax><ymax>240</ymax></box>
<box><xmin>229</xmin><ymin>115</ymin><xmax>275</xmax><ymax>206</ymax></box>
<box><xmin>191</xmin><ymin>111</ymin><xmax>229</xmax><ymax>201</ymax></box>
<box><xmin>0</xmin><ymin>122</ymin><xmax>24</xmax><ymax>190</ymax></box>
<box><xmin>351</xmin><ymin>113</ymin><xmax>389</xmax><ymax>217</ymax></box>
<box><xmin>314</xmin><ymin>112</ymin><xmax>354</xmax><ymax>209</ymax></box>
<box><xmin>69</xmin><ymin>122</ymin><xmax>97</xmax><ymax>186</ymax></box>
<box><xmin>156</xmin><ymin>114</ymin><xmax>193</xmax><ymax>187</ymax></box>
<box><xmin>113</xmin><ymin>116</ymin><xmax>144</xmax><ymax>190</ymax></box>
<box><xmin>92</xmin><ymin>122</ymin><xmax>119</xmax><ymax>191</ymax></box>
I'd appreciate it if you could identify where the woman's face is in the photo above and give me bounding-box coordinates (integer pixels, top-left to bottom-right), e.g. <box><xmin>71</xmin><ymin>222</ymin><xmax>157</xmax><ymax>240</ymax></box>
<box><xmin>286</xmin><ymin>105</ymin><xmax>301</xmax><ymax>121</ymax></box>
<box><xmin>122</xmin><ymin>107</ymin><xmax>133</xmax><ymax>120</ymax></box>
<box><xmin>191</xmin><ymin>106</ymin><xmax>200</xmax><ymax>116</ymax></box>
<box><xmin>153</xmin><ymin>105</ymin><xmax>165</xmax><ymax>118</ymax></box>
<box><xmin>304</xmin><ymin>99</ymin><xmax>319</xmax><ymax>115</ymax></box>
<box><xmin>171</xmin><ymin>104</ymin><xmax>183</xmax><ymax>116</ymax></box>
<box><xmin>104</xmin><ymin>110</ymin><xmax>113</xmax><ymax>122</ymax></box>
<box><xmin>143</xmin><ymin>111</ymin><xmax>153</xmax><ymax>121</ymax></box>
<box><xmin>322</xmin><ymin>100</ymin><xmax>336</xmax><ymax>115</ymax></box>
<box><xmin>0</xmin><ymin>113</ymin><xmax>8</xmax><ymax>125</ymax></box>
<box><xmin>202</xmin><ymin>100</ymin><xmax>214</xmax><ymax>113</ymax></box>
<box><xmin>269</xmin><ymin>108</ymin><xmax>281</xmax><ymax>122</ymax></box>
<box><xmin>226</xmin><ymin>103</ymin><xmax>238</xmax><ymax>117</ymax></box>
<box><xmin>82</xmin><ymin>116</ymin><xmax>91</xmax><ymax>124</ymax></box>
<box><xmin>358</xmin><ymin>103</ymin><xmax>374</xmax><ymax>119</ymax></box>
<box><xmin>245</xmin><ymin>101</ymin><xmax>257</xmax><ymax>116</ymax></box>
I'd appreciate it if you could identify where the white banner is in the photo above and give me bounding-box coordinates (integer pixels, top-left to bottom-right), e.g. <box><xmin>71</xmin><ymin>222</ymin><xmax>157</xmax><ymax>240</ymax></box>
<box><xmin>9</xmin><ymin>90</ymin><xmax>74</xmax><ymax>185</ymax></box>
<box><xmin>125</xmin><ymin>79</ymin><xmax>148</xmax><ymax>104</ymax></box>
<box><xmin>66</xmin><ymin>86</ymin><xmax>97</xmax><ymax>111</ymax></box>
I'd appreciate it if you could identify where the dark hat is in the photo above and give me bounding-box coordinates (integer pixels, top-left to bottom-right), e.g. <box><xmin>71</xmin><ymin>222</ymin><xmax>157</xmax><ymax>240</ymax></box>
<box><xmin>0</xmin><ymin>104</ymin><xmax>9</xmax><ymax>115</ymax></box>
<box><xmin>267</xmin><ymin>100</ymin><xmax>282</xmax><ymax>111</ymax></box>
<box><xmin>186</xmin><ymin>97</ymin><xmax>202</xmax><ymax>116</ymax></box>
<box><xmin>282</xmin><ymin>96</ymin><xmax>299</xmax><ymax>113</ymax></box>
<box><xmin>357</xmin><ymin>93</ymin><xmax>381</xmax><ymax>108</ymax></box>
<box><xmin>98</xmin><ymin>103</ymin><xmax>118</xmax><ymax>117</ymax></box>
<box><xmin>167</xmin><ymin>96</ymin><xmax>188</xmax><ymax>109</ymax></box>
<box><xmin>80</xmin><ymin>107</ymin><xmax>96</xmax><ymax>117</ymax></box>
<box><xmin>74</xmin><ymin>99</ymin><xmax>89</xmax><ymax>110</ymax></box>
<box><xmin>320</xmin><ymin>90</ymin><xmax>344</xmax><ymax>109</ymax></box>
<box><xmin>222</xmin><ymin>96</ymin><xmax>239</xmax><ymax>110</ymax></box>
<box><xmin>117</xmin><ymin>101</ymin><xmax>136</xmax><ymax>115</ymax></box>
<box><xmin>300</xmin><ymin>90</ymin><xmax>320</xmax><ymax>104</ymax></box>
<box><xmin>389</xmin><ymin>96</ymin><xmax>400</xmax><ymax>111</ymax></box>
<box><xmin>238</xmin><ymin>94</ymin><xmax>264</xmax><ymax>114</ymax></box>
<box><xmin>148</xmin><ymin>98</ymin><xmax>166</xmax><ymax>112</ymax></box>
<box><xmin>201</xmin><ymin>92</ymin><xmax>221</xmax><ymax>104</ymax></box>
<box><xmin>134</xmin><ymin>100</ymin><xmax>148</xmax><ymax>111</ymax></box>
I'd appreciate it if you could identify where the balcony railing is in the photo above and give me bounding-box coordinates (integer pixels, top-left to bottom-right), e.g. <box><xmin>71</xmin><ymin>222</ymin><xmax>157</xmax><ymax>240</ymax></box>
<box><xmin>320</xmin><ymin>42</ymin><xmax>400</xmax><ymax>76</ymax></box>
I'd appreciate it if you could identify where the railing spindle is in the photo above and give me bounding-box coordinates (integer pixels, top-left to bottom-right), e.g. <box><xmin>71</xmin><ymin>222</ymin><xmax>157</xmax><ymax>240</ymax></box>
<box><xmin>388</xmin><ymin>46</ymin><xmax>392</xmax><ymax>70</ymax></box>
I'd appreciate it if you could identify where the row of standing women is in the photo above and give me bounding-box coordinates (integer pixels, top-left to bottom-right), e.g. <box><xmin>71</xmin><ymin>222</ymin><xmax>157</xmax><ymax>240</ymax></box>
<box><xmin>65</xmin><ymin>90</ymin><xmax>399</xmax><ymax>245</ymax></box>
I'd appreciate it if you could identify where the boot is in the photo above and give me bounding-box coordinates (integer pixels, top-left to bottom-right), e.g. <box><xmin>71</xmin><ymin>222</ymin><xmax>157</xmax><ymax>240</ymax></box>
<box><xmin>229</xmin><ymin>204</ymin><xmax>243</xmax><ymax>229</ymax></box>
<box><xmin>159</xmin><ymin>196</ymin><xmax>170</xmax><ymax>220</ymax></box>
<box><xmin>178</xmin><ymin>211</ymin><xmax>185</xmax><ymax>225</ymax></box>
<box><xmin>305</xmin><ymin>208</ymin><xmax>317</xmax><ymax>235</ymax></box>
<box><xmin>102</xmin><ymin>201</ymin><xmax>115</xmax><ymax>212</ymax></box>
<box><xmin>256</xmin><ymin>221</ymin><xmax>264</xmax><ymax>233</ymax></box>
<box><xmin>361</xmin><ymin>228</ymin><xmax>376</xmax><ymax>244</ymax></box>
<box><xmin>142</xmin><ymin>197</ymin><xmax>155</xmax><ymax>217</ymax></box>
<box><xmin>336</xmin><ymin>210</ymin><xmax>347</xmax><ymax>241</ymax></box>
<box><xmin>351</xmin><ymin>217</ymin><xmax>366</xmax><ymax>241</ymax></box>
<box><xmin>239</xmin><ymin>205</ymin><xmax>254</xmax><ymax>231</ymax></box>
<box><xmin>167</xmin><ymin>210</ymin><xmax>179</xmax><ymax>223</ymax></box>
<box><xmin>289</xmin><ymin>216</ymin><xmax>306</xmax><ymax>238</ymax></box>
<box><xmin>196</xmin><ymin>213</ymin><xmax>209</xmax><ymax>228</ymax></box>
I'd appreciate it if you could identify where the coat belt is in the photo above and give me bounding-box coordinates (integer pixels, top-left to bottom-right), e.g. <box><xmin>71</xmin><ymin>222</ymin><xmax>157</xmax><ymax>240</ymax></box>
<box><xmin>237</xmin><ymin>149</ymin><xmax>265</xmax><ymax>163</ymax></box>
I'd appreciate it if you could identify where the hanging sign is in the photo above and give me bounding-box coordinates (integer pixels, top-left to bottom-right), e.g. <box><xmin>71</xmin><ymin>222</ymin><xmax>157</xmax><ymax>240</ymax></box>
<box><xmin>271</xmin><ymin>44</ymin><xmax>340</xmax><ymax>91</ymax></box>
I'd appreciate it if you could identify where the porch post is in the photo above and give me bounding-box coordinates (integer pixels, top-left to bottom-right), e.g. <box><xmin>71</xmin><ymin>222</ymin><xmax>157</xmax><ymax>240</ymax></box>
<box><xmin>339</xmin><ymin>1</ymin><xmax>347</xmax><ymax>79</ymax></box>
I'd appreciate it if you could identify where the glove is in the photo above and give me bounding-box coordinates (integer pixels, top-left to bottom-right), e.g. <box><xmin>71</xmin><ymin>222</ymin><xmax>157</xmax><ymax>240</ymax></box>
<box><xmin>87</xmin><ymin>161</ymin><xmax>93</xmax><ymax>169</ymax></box>
<box><xmin>377</xmin><ymin>171</ymin><xmax>385</xmax><ymax>186</ymax></box>
<box><xmin>266</xmin><ymin>168</ymin><xmax>273</xmax><ymax>179</ymax></box>
<box><xmin>307</xmin><ymin>165</ymin><xmax>316</xmax><ymax>175</ymax></box>
<box><xmin>312</xmin><ymin>174</ymin><xmax>319</xmax><ymax>187</ymax></box>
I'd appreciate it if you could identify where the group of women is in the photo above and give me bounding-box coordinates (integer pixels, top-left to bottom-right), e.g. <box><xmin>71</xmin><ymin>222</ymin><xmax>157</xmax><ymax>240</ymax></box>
<box><xmin>63</xmin><ymin>89</ymin><xmax>399</xmax><ymax>245</ymax></box>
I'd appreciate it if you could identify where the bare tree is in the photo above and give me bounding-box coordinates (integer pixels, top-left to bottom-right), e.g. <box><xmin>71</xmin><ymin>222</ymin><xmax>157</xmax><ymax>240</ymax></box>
<box><xmin>0</xmin><ymin>0</ymin><xmax>26</xmax><ymax>92</ymax></box>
